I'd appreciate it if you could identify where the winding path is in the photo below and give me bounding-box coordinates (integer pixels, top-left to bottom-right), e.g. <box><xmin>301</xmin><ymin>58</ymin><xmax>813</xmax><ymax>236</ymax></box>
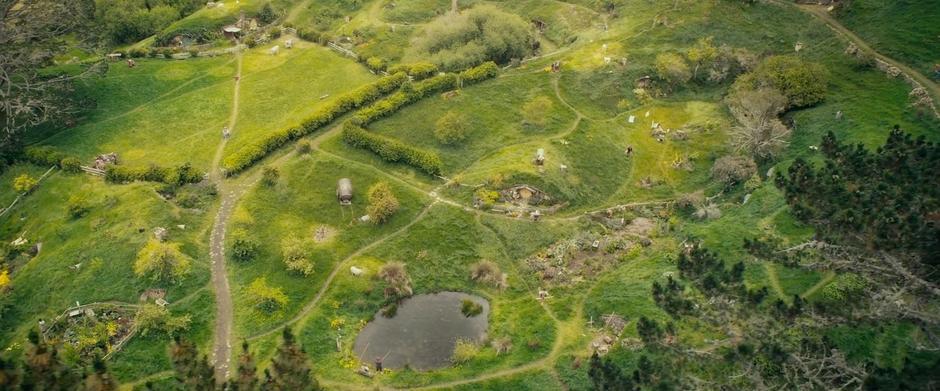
<box><xmin>769</xmin><ymin>0</ymin><xmax>940</xmax><ymax>116</ymax></box>
<box><xmin>209</xmin><ymin>48</ymin><xmax>242</xmax><ymax>381</ymax></box>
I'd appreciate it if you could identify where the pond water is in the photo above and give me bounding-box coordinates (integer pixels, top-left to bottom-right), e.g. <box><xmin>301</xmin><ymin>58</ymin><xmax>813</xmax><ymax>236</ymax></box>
<box><xmin>353</xmin><ymin>292</ymin><xmax>490</xmax><ymax>370</ymax></box>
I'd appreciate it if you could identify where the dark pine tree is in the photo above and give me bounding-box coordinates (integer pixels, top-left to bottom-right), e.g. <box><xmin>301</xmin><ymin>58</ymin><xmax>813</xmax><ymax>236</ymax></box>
<box><xmin>82</xmin><ymin>355</ymin><xmax>118</xmax><ymax>391</ymax></box>
<box><xmin>776</xmin><ymin>128</ymin><xmax>939</xmax><ymax>266</ymax></box>
<box><xmin>22</xmin><ymin>330</ymin><xmax>79</xmax><ymax>391</ymax></box>
<box><xmin>0</xmin><ymin>355</ymin><xmax>20</xmax><ymax>389</ymax></box>
<box><xmin>269</xmin><ymin>328</ymin><xmax>320</xmax><ymax>391</ymax></box>
<box><xmin>588</xmin><ymin>352</ymin><xmax>636</xmax><ymax>390</ymax></box>
<box><xmin>169</xmin><ymin>335</ymin><xmax>216</xmax><ymax>390</ymax></box>
<box><xmin>228</xmin><ymin>341</ymin><xmax>258</xmax><ymax>391</ymax></box>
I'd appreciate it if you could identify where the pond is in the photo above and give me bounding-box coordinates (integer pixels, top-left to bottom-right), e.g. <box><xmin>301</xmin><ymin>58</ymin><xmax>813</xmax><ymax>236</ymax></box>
<box><xmin>353</xmin><ymin>292</ymin><xmax>490</xmax><ymax>370</ymax></box>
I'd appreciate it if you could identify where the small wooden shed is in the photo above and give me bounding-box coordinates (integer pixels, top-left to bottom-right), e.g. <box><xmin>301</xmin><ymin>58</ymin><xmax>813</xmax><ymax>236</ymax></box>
<box><xmin>337</xmin><ymin>178</ymin><xmax>353</xmax><ymax>205</ymax></box>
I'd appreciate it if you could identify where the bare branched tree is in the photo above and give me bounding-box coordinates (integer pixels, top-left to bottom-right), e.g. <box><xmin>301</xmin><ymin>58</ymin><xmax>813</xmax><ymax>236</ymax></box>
<box><xmin>0</xmin><ymin>0</ymin><xmax>99</xmax><ymax>156</ymax></box>
<box><xmin>726</xmin><ymin>87</ymin><xmax>790</xmax><ymax>160</ymax></box>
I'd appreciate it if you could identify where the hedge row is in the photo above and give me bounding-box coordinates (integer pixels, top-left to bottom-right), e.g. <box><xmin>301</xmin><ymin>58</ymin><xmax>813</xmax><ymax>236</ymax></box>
<box><xmin>105</xmin><ymin>163</ymin><xmax>203</xmax><ymax>185</ymax></box>
<box><xmin>22</xmin><ymin>146</ymin><xmax>81</xmax><ymax>173</ymax></box>
<box><xmin>459</xmin><ymin>61</ymin><xmax>499</xmax><ymax>85</ymax></box>
<box><xmin>221</xmin><ymin>72</ymin><xmax>409</xmax><ymax>174</ymax></box>
<box><xmin>350</xmin><ymin>73</ymin><xmax>459</xmax><ymax>126</ymax></box>
<box><xmin>342</xmin><ymin>124</ymin><xmax>443</xmax><ymax>176</ymax></box>
<box><xmin>387</xmin><ymin>62</ymin><xmax>439</xmax><ymax>80</ymax></box>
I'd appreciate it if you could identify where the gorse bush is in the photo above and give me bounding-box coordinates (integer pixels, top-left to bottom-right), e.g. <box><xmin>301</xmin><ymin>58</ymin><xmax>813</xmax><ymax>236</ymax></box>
<box><xmin>222</xmin><ymin>73</ymin><xmax>408</xmax><ymax>174</ymax></box>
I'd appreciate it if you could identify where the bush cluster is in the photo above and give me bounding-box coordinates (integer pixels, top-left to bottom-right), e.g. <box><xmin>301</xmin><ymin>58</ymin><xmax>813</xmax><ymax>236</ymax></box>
<box><xmin>458</xmin><ymin>61</ymin><xmax>499</xmax><ymax>85</ymax></box>
<box><xmin>22</xmin><ymin>146</ymin><xmax>77</xmax><ymax>169</ymax></box>
<box><xmin>342</xmin><ymin>124</ymin><xmax>443</xmax><ymax>175</ymax></box>
<box><xmin>222</xmin><ymin>73</ymin><xmax>408</xmax><ymax>174</ymax></box>
<box><xmin>387</xmin><ymin>62</ymin><xmax>439</xmax><ymax>80</ymax></box>
<box><xmin>105</xmin><ymin>163</ymin><xmax>203</xmax><ymax>185</ymax></box>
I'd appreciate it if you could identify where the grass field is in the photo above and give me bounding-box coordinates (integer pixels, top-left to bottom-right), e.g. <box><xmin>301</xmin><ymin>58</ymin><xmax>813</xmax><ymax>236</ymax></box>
<box><xmin>2</xmin><ymin>0</ymin><xmax>938</xmax><ymax>388</ymax></box>
<box><xmin>835</xmin><ymin>0</ymin><xmax>940</xmax><ymax>78</ymax></box>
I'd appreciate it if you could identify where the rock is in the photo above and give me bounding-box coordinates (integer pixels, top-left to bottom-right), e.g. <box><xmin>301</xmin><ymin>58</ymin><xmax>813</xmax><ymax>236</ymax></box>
<box><xmin>153</xmin><ymin>227</ymin><xmax>168</xmax><ymax>242</ymax></box>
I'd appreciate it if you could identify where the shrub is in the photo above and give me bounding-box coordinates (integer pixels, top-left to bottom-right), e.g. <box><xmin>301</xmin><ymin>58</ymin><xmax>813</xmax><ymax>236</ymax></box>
<box><xmin>23</xmin><ymin>146</ymin><xmax>66</xmax><ymax>167</ymax></box>
<box><xmin>66</xmin><ymin>195</ymin><xmax>90</xmax><ymax>219</ymax></box>
<box><xmin>473</xmin><ymin>188</ymin><xmax>499</xmax><ymax>209</ymax></box>
<box><xmin>366</xmin><ymin>56</ymin><xmax>387</xmax><ymax>72</ymax></box>
<box><xmin>378</xmin><ymin>262</ymin><xmax>412</xmax><ymax>299</ymax></box>
<box><xmin>388</xmin><ymin>62</ymin><xmax>439</xmax><ymax>80</ymax></box>
<box><xmin>282</xmin><ymin>235</ymin><xmax>314</xmax><ymax>276</ymax></box>
<box><xmin>342</xmin><ymin>125</ymin><xmax>443</xmax><ymax>175</ymax></box>
<box><xmin>732</xmin><ymin>55</ymin><xmax>828</xmax><ymax>108</ymax></box>
<box><xmin>60</xmin><ymin>157</ymin><xmax>82</xmax><ymax>173</ymax></box>
<box><xmin>297</xmin><ymin>28</ymin><xmax>320</xmax><ymax>43</ymax></box>
<box><xmin>13</xmin><ymin>174</ymin><xmax>37</xmax><ymax>193</ymax></box>
<box><xmin>106</xmin><ymin>163</ymin><xmax>202</xmax><ymax>185</ymax></box>
<box><xmin>434</xmin><ymin>111</ymin><xmax>469</xmax><ymax>145</ymax></box>
<box><xmin>134</xmin><ymin>239</ymin><xmax>191</xmax><ymax>283</ymax></box>
<box><xmin>655</xmin><ymin>52</ymin><xmax>692</xmax><ymax>85</ymax></box>
<box><xmin>460</xmin><ymin>300</ymin><xmax>483</xmax><ymax>317</ymax></box>
<box><xmin>711</xmin><ymin>156</ymin><xmax>757</xmax><ymax>185</ymax></box>
<box><xmin>296</xmin><ymin>142</ymin><xmax>312</xmax><ymax>154</ymax></box>
<box><xmin>676</xmin><ymin>190</ymin><xmax>705</xmax><ymax>210</ymax></box>
<box><xmin>261</xmin><ymin>166</ymin><xmax>280</xmax><ymax>187</ymax></box>
<box><xmin>469</xmin><ymin>260</ymin><xmax>501</xmax><ymax>285</ymax></box>
<box><xmin>248</xmin><ymin>277</ymin><xmax>288</xmax><ymax>314</ymax></box>
<box><xmin>231</xmin><ymin>236</ymin><xmax>260</xmax><ymax>263</ymax></box>
<box><xmin>451</xmin><ymin>339</ymin><xmax>480</xmax><ymax>364</ymax></box>
<box><xmin>458</xmin><ymin>61</ymin><xmax>499</xmax><ymax>84</ymax></box>
<box><xmin>366</xmin><ymin>182</ymin><xmax>400</xmax><ymax>224</ymax></box>
<box><xmin>726</xmin><ymin>87</ymin><xmax>790</xmax><ymax>160</ymax></box>
<box><xmin>136</xmin><ymin>304</ymin><xmax>191</xmax><ymax>337</ymax></box>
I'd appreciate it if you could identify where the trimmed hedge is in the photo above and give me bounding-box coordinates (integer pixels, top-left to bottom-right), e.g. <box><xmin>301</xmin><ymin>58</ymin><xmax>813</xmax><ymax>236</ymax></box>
<box><xmin>342</xmin><ymin>124</ymin><xmax>443</xmax><ymax>176</ymax></box>
<box><xmin>459</xmin><ymin>61</ymin><xmax>499</xmax><ymax>85</ymax></box>
<box><xmin>221</xmin><ymin>72</ymin><xmax>409</xmax><ymax>174</ymax></box>
<box><xmin>387</xmin><ymin>62</ymin><xmax>439</xmax><ymax>80</ymax></box>
<box><xmin>351</xmin><ymin>73</ymin><xmax>460</xmax><ymax>125</ymax></box>
<box><xmin>105</xmin><ymin>163</ymin><xmax>203</xmax><ymax>185</ymax></box>
<box><xmin>23</xmin><ymin>146</ymin><xmax>70</xmax><ymax>167</ymax></box>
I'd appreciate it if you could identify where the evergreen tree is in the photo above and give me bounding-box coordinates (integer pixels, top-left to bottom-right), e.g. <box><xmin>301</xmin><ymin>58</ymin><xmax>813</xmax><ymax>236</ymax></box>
<box><xmin>82</xmin><ymin>355</ymin><xmax>118</xmax><ymax>391</ymax></box>
<box><xmin>776</xmin><ymin>128</ymin><xmax>939</xmax><ymax>266</ymax></box>
<box><xmin>588</xmin><ymin>352</ymin><xmax>636</xmax><ymax>391</ymax></box>
<box><xmin>170</xmin><ymin>335</ymin><xmax>216</xmax><ymax>390</ymax></box>
<box><xmin>22</xmin><ymin>330</ymin><xmax>79</xmax><ymax>391</ymax></box>
<box><xmin>268</xmin><ymin>328</ymin><xmax>319</xmax><ymax>391</ymax></box>
<box><xmin>228</xmin><ymin>341</ymin><xmax>258</xmax><ymax>391</ymax></box>
<box><xmin>0</xmin><ymin>356</ymin><xmax>20</xmax><ymax>390</ymax></box>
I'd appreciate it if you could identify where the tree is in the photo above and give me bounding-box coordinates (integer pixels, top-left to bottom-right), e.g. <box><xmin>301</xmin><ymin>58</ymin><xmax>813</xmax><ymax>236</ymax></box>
<box><xmin>268</xmin><ymin>328</ymin><xmax>320</xmax><ymax>391</ymax></box>
<box><xmin>281</xmin><ymin>235</ymin><xmax>314</xmax><ymax>276</ymax></box>
<box><xmin>258</xmin><ymin>3</ymin><xmax>278</xmax><ymax>24</ymax></box>
<box><xmin>0</xmin><ymin>356</ymin><xmax>18</xmax><ymax>390</ymax></box>
<box><xmin>521</xmin><ymin>96</ymin><xmax>553</xmax><ymax>128</ymax></box>
<box><xmin>732</xmin><ymin>55</ymin><xmax>828</xmax><ymax>108</ymax></box>
<box><xmin>229</xmin><ymin>341</ymin><xmax>258</xmax><ymax>391</ymax></box>
<box><xmin>248</xmin><ymin>277</ymin><xmax>288</xmax><ymax>314</ymax></box>
<box><xmin>434</xmin><ymin>111</ymin><xmax>469</xmax><ymax>145</ymax></box>
<box><xmin>22</xmin><ymin>330</ymin><xmax>79</xmax><ymax>390</ymax></box>
<box><xmin>710</xmin><ymin>155</ymin><xmax>757</xmax><ymax>185</ymax></box>
<box><xmin>170</xmin><ymin>335</ymin><xmax>216</xmax><ymax>390</ymax></box>
<box><xmin>13</xmin><ymin>174</ymin><xmax>37</xmax><ymax>193</ymax></box>
<box><xmin>82</xmin><ymin>355</ymin><xmax>118</xmax><ymax>391</ymax></box>
<box><xmin>0</xmin><ymin>0</ymin><xmax>99</xmax><ymax>161</ymax></box>
<box><xmin>409</xmin><ymin>5</ymin><xmax>535</xmax><ymax>70</ymax></box>
<box><xmin>655</xmin><ymin>52</ymin><xmax>692</xmax><ymax>86</ymax></box>
<box><xmin>367</xmin><ymin>182</ymin><xmax>400</xmax><ymax>224</ymax></box>
<box><xmin>726</xmin><ymin>87</ymin><xmax>790</xmax><ymax>159</ymax></box>
<box><xmin>378</xmin><ymin>262</ymin><xmax>413</xmax><ymax>299</ymax></box>
<box><xmin>135</xmin><ymin>304</ymin><xmax>191</xmax><ymax>337</ymax></box>
<box><xmin>588</xmin><ymin>352</ymin><xmax>636</xmax><ymax>391</ymax></box>
<box><xmin>687</xmin><ymin>36</ymin><xmax>718</xmax><ymax>78</ymax></box>
<box><xmin>134</xmin><ymin>239</ymin><xmax>192</xmax><ymax>283</ymax></box>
